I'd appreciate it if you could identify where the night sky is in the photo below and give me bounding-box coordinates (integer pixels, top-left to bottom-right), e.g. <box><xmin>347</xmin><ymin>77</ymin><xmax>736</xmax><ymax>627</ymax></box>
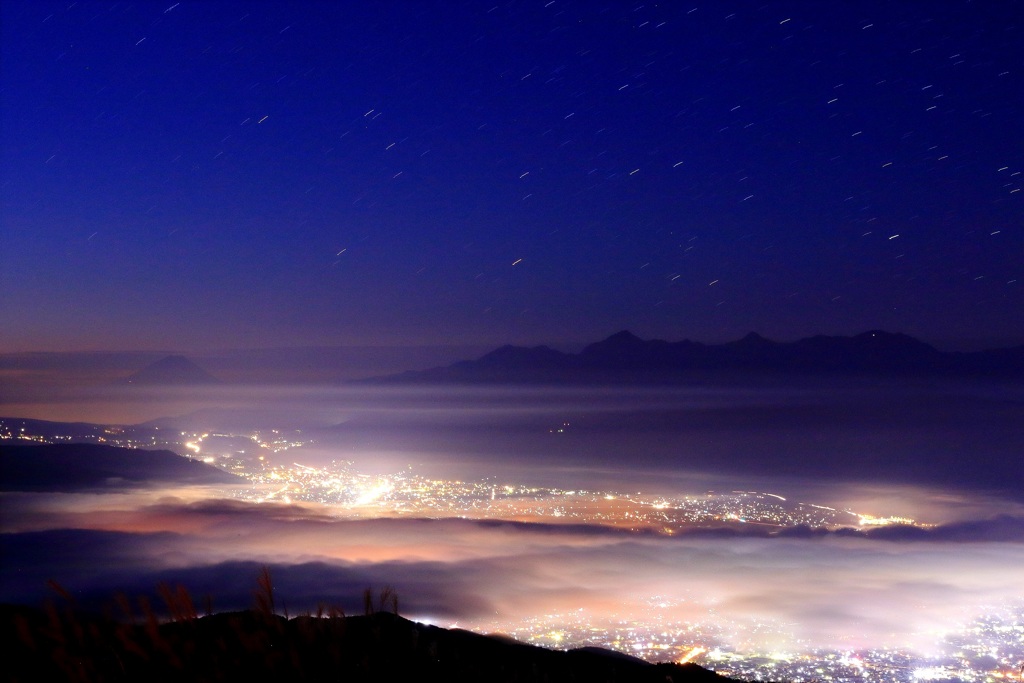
<box><xmin>2</xmin><ymin>0</ymin><xmax>1022</xmax><ymax>353</ymax></box>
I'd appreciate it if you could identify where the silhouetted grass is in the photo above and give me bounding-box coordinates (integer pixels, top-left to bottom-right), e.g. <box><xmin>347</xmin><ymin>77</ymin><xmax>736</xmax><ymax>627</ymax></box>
<box><xmin>1</xmin><ymin>569</ymin><xmax>732</xmax><ymax>683</ymax></box>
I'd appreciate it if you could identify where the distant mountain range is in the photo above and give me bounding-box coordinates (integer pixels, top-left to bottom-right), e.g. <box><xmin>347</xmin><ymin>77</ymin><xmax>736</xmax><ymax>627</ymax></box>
<box><xmin>123</xmin><ymin>355</ymin><xmax>220</xmax><ymax>385</ymax></box>
<box><xmin>0</xmin><ymin>443</ymin><xmax>242</xmax><ymax>492</ymax></box>
<box><xmin>374</xmin><ymin>330</ymin><xmax>1024</xmax><ymax>384</ymax></box>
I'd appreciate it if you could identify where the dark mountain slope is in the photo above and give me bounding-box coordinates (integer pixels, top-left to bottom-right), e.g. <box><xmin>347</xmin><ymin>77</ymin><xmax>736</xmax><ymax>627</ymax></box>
<box><xmin>386</xmin><ymin>344</ymin><xmax>577</xmax><ymax>383</ymax></box>
<box><xmin>0</xmin><ymin>604</ymin><xmax>732</xmax><ymax>683</ymax></box>
<box><xmin>0</xmin><ymin>443</ymin><xmax>242</xmax><ymax>492</ymax></box>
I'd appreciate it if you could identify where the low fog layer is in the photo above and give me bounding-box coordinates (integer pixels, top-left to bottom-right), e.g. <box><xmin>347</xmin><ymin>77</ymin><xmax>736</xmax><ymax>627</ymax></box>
<box><xmin>2</xmin><ymin>494</ymin><xmax>1022</xmax><ymax>653</ymax></box>
<box><xmin>2</xmin><ymin>380</ymin><xmax>1021</xmax><ymax>657</ymax></box>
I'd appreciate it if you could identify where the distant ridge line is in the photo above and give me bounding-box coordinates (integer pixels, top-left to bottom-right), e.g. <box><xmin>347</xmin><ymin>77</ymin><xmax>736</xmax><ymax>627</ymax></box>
<box><xmin>369</xmin><ymin>330</ymin><xmax>1024</xmax><ymax>384</ymax></box>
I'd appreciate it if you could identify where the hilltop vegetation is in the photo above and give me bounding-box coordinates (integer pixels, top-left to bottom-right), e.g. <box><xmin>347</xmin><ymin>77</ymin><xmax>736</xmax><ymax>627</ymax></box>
<box><xmin>1</xmin><ymin>577</ymin><xmax>732</xmax><ymax>683</ymax></box>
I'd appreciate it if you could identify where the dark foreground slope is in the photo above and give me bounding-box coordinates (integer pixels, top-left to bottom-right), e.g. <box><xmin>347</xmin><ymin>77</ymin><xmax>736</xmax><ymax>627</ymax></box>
<box><xmin>1</xmin><ymin>604</ymin><xmax>732</xmax><ymax>683</ymax></box>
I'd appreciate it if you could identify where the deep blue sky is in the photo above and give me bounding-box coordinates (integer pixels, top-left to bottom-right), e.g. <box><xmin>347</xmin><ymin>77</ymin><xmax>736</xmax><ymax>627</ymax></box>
<box><xmin>2</xmin><ymin>0</ymin><xmax>1021</xmax><ymax>352</ymax></box>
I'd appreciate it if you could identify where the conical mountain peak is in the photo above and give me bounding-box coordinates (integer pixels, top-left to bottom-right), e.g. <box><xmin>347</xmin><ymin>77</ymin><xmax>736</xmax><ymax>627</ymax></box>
<box><xmin>124</xmin><ymin>355</ymin><xmax>220</xmax><ymax>385</ymax></box>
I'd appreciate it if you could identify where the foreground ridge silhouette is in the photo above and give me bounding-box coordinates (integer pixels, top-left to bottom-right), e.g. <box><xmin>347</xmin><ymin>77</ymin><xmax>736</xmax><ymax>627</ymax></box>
<box><xmin>1</xmin><ymin>578</ymin><xmax>736</xmax><ymax>683</ymax></box>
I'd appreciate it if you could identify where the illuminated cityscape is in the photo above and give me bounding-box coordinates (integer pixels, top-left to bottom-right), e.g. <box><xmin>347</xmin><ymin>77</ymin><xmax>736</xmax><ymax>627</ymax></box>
<box><xmin>238</xmin><ymin>456</ymin><xmax>908</xmax><ymax>532</ymax></box>
<box><xmin>481</xmin><ymin>602</ymin><xmax>1024</xmax><ymax>683</ymax></box>
<box><xmin>3</xmin><ymin>416</ymin><xmax>1021</xmax><ymax>682</ymax></box>
<box><xmin>0</xmin><ymin>416</ymin><xmax>918</xmax><ymax>531</ymax></box>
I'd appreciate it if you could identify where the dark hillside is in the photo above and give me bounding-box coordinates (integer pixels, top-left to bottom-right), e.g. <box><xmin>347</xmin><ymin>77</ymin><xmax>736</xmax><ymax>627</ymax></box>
<box><xmin>1</xmin><ymin>604</ymin><xmax>734</xmax><ymax>683</ymax></box>
<box><xmin>0</xmin><ymin>443</ymin><xmax>242</xmax><ymax>492</ymax></box>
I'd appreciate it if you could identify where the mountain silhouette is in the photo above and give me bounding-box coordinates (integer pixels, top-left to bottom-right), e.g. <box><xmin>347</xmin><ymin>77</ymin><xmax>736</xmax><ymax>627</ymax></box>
<box><xmin>124</xmin><ymin>355</ymin><xmax>220</xmax><ymax>385</ymax></box>
<box><xmin>372</xmin><ymin>330</ymin><xmax>1024</xmax><ymax>384</ymax></box>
